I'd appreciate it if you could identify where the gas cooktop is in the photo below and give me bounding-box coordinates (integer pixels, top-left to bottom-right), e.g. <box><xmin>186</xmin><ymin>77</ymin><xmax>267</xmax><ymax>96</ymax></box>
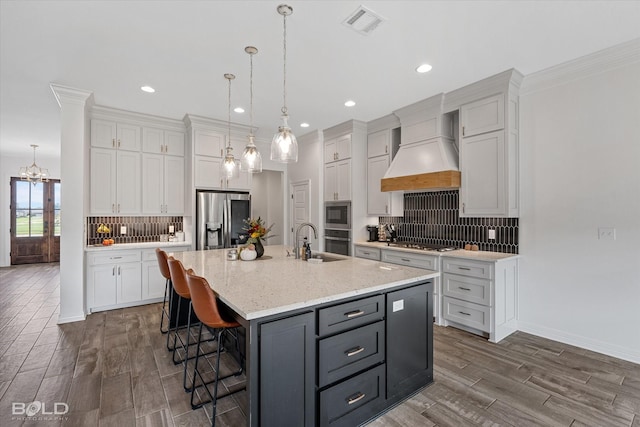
<box><xmin>387</xmin><ymin>241</ymin><xmax>459</xmax><ymax>252</ymax></box>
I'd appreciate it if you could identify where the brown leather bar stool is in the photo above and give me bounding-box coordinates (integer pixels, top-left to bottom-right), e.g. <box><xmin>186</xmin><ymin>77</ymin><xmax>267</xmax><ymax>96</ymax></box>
<box><xmin>155</xmin><ymin>248</ymin><xmax>172</xmax><ymax>334</ymax></box>
<box><xmin>186</xmin><ymin>270</ymin><xmax>245</xmax><ymax>422</ymax></box>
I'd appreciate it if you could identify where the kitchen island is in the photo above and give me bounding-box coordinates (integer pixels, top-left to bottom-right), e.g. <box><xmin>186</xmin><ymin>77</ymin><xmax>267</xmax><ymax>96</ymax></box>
<box><xmin>173</xmin><ymin>245</ymin><xmax>438</xmax><ymax>427</ymax></box>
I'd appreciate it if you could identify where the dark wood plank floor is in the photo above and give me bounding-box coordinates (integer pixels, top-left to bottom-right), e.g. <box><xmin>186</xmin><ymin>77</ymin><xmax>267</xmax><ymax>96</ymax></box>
<box><xmin>1</xmin><ymin>263</ymin><xmax>639</xmax><ymax>426</ymax></box>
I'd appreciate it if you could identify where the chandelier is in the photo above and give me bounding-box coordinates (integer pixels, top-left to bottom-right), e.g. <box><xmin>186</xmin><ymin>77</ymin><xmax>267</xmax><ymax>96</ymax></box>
<box><xmin>19</xmin><ymin>144</ymin><xmax>49</xmax><ymax>185</ymax></box>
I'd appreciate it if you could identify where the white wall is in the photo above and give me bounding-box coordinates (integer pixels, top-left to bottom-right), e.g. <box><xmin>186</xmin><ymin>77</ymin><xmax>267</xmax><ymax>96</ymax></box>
<box><xmin>519</xmin><ymin>41</ymin><xmax>640</xmax><ymax>363</ymax></box>
<box><xmin>250</xmin><ymin>169</ymin><xmax>284</xmax><ymax>246</ymax></box>
<box><xmin>0</xmin><ymin>152</ymin><xmax>61</xmax><ymax>267</ymax></box>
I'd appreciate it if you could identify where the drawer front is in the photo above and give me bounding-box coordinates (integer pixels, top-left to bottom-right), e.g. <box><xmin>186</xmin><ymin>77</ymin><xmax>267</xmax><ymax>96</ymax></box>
<box><xmin>441</xmin><ymin>257</ymin><xmax>492</xmax><ymax>279</ymax></box>
<box><xmin>319</xmin><ymin>364</ymin><xmax>386</xmax><ymax>427</ymax></box>
<box><xmin>88</xmin><ymin>250</ymin><xmax>141</xmax><ymax>266</ymax></box>
<box><xmin>354</xmin><ymin>246</ymin><xmax>381</xmax><ymax>261</ymax></box>
<box><xmin>442</xmin><ymin>273</ymin><xmax>492</xmax><ymax>306</ymax></box>
<box><xmin>141</xmin><ymin>246</ymin><xmax>190</xmax><ymax>261</ymax></box>
<box><xmin>381</xmin><ymin>250</ymin><xmax>438</xmax><ymax>270</ymax></box>
<box><xmin>443</xmin><ymin>296</ymin><xmax>491</xmax><ymax>332</ymax></box>
<box><xmin>319</xmin><ymin>295</ymin><xmax>385</xmax><ymax>337</ymax></box>
<box><xmin>319</xmin><ymin>321</ymin><xmax>385</xmax><ymax>387</ymax></box>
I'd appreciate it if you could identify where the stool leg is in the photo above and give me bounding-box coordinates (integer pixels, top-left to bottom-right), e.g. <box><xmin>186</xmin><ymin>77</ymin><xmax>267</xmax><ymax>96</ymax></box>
<box><xmin>167</xmin><ymin>294</ymin><xmax>182</xmax><ymax>351</ymax></box>
<box><xmin>190</xmin><ymin>323</ymin><xmax>204</xmax><ymax>410</ymax></box>
<box><xmin>173</xmin><ymin>298</ymin><xmax>191</xmax><ymax>365</ymax></box>
<box><xmin>210</xmin><ymin>328</ymin><xmax>225</xmax><ymax>427</ymax></box>
<box><xmin>182</xmin><ymin>302</ymin><xmax>194</xmax><ymax>390</ymax></box>
<box><xmin>160</xmin><ymin>278</ymin><xmax>170</xmax><ymax>334</ymax></box>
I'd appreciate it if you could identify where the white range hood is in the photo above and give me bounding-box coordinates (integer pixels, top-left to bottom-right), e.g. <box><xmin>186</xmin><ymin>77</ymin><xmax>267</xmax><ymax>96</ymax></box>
<box><xmin>381</xmin><ymin>94</ymin><xmax>461</xmax><ymax>192</ymax></box>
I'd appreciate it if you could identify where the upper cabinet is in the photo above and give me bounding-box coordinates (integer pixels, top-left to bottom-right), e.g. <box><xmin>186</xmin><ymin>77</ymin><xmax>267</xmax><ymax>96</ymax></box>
<box><xmin>91</xmin><ymin>119</ymin><xmax>141</xmax><ymax>151</ymax></box>
<box><xmin>142</xmin><ymin>127</ymin><xmax>185</xmax><ymax>156</ymax></box>
<box><xmin>324</xmin><ymin>134</ymin><xmax>352</xmax><ymax>163</ymax></box>
<box><xmin>366</xmin><ymin>116</ymin><xmax>403</xmax><ymax>216</ymax></box>
<box><xmin>445</xmin><ymin>69</ymin><xmax>522</xmax><ymax>218</ymax></box>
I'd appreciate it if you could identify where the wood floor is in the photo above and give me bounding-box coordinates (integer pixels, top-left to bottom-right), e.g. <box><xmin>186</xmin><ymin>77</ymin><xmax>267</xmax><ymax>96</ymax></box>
<box><xmin>1</xmin><ymin>263</ymin><xmax>639</xmax><ymax>427</ymax></box>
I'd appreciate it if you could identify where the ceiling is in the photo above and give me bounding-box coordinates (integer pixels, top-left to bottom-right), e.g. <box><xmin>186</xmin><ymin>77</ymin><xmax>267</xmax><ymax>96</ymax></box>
<box><xmin>2</xmin><ymin>1</ymin><xmax>640</xmax><ymax>159</ymax></box>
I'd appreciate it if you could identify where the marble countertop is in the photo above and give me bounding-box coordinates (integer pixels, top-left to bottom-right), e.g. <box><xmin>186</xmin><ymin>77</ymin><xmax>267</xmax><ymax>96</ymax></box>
<box><xmin>85</xmin><ymin>241</ymin><xmax>192</xmax><ymax>252</ymax></box>
<box><xmin>172</xmin><ymin>245</ymin><xmax>438</xmax><ymax>321</ymax></box>
<box><xmin>354</xmin><ymin>241</ymin><xmax>519</xmax><ymax>262</ymax></box>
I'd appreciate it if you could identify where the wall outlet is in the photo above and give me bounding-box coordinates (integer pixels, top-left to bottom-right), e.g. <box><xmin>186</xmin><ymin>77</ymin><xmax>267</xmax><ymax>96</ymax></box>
<box><xmin>598</xmin><ymin>227</ymin><xmax>616</xmax><ymax>240</ymax></box>
<box><xmin>120</xmin><ymin>226</ymin><xmax>127</xmax><ymax>235</ymax></box>
<box><xmin>169</xmin><ymin>225</ymin><xmax>175</xmax><ymax>234</ymax></box>
<box><xmin>488</xmin><ymin>229</ymin><xmax>496</xmax><ymax>240</ymax></box>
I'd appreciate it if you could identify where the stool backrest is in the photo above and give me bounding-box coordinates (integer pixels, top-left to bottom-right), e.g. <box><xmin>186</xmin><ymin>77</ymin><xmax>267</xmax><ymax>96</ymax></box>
<box><xmin>155</xmin><ymin>248</ymin><xmax>171</xmax><ymax>280</ymax></box>
<box><xmin>186</xmin><ymin>270</ymin><xmax>237</xmax><ymax>329</ymax></box>
<box><xmin>167</xmin><ymin>258</ymin><xmax>190</xmax><ymax>299</ymax></box>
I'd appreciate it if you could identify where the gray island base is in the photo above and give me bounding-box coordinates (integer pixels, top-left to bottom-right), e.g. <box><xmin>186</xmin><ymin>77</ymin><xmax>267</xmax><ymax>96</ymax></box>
<box><xmin>173</xmin><ymin>245</ymin><xmax>437</xmax><ymax>427</ymax></box>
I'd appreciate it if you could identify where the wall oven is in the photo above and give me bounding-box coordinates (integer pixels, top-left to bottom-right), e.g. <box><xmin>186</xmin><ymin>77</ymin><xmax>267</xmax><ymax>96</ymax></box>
<box><xmin>324</xmin><ymin>201</ymin><xmax>351</xmax><ymax>230</ymax></box>
<box><xmin>324</xmin><ymin>229</ymin><xmax>351</xmax><ymax>256</ymax></box>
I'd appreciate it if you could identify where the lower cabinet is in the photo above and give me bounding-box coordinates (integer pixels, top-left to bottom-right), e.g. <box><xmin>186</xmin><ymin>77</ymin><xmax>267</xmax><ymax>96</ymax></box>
<box><xmin>259</xmin><ymin>311</ymin><xmax>315</xmax><ymax>427</ymax></box>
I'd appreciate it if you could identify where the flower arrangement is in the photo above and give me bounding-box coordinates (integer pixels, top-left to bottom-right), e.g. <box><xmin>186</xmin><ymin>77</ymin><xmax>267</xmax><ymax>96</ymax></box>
<box><xmin>243</xmin><ymin>217</ymin><xmax>274</xmax><ymax>244</ymax></box>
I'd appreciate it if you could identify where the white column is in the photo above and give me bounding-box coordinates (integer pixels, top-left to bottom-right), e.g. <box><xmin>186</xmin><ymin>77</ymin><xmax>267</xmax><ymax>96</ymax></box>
<box><xmin>50</xmin><ymin>84</ymin><xmax>93</xmax><ymax>324</ymax></box>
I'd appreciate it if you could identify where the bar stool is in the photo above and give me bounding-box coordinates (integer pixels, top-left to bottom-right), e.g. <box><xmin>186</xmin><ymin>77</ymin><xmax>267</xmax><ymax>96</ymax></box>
<box><xmin>155</xmin><ymin>248</ymin><xmax>172</xmax><ymax>334</ymax></box>
<box><xmin>185</xmin><ymin>270</ymin><xmax>245</xmax><ymax>423</ymax></box>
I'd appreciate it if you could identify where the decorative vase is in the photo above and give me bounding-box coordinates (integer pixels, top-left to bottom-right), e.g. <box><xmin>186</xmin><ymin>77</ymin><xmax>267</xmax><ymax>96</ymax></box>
<box><xmin>240</xmin><ymin>248</ymin><xmax>257</xmax><ymax>261</ymax></box>
<box><xmin>255</xmin><ymin>239</ymin><xmax>264</xmax><ymax>258</ymax></box>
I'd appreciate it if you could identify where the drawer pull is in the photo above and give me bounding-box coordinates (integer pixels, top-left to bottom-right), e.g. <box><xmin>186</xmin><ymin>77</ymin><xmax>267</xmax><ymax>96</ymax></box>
<box><xmin>111</xmin><ymin>256</ymin><xmax>122</xmax><ymax>259</ymax></box>
<box><xmin>458</xmin><ymin>311</ymin><xmax>471</xmax><ymax>316</ymax></box>
<box><xmin>345</xmin><ymin>346</ymin><xmax>365</xmax><ymax>357</ymax></box>
<box><xmin>363</xmin><ymin>251</ymin><xmax>370</xmax><ymax>255</ymax></box>
<box><xmin>401</xmin><ymin>258</ymin><xmax>411</xmax><ymax>262</ymax></box>
<box><xmin>458</xmin><ymin>287</ymin><xmax>471</xmax><ymax>291</ymax></box>
<box><xmin>346</xmin><ymin>392</ymin><xmax>366</xmax><ymax>405</ymax></box>
<box><xmin>458</xmin><ymin>267</ymin><xmax>471</xmax><ymax>271</ymax></box>
<box><xmin>345</xmin><ymin>310</ymin><xmax>365</xmax><ymax>318</ymax></box>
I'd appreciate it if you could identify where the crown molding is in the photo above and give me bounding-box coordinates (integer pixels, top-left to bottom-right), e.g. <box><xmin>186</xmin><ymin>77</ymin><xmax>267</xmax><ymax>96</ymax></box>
<box><xmin>91</xmin><ymin>105</ymin><xmax>185</xmax><ymax>131</ymax></box>
<box><xmin>443</xmin><ymin>69</ymin><xmax>522</xmax><ymax>113</ymax></box>
<box><xmin>521</xmin><ymin>38</ymin><xmax>640</xmax><ymax>96</ymax></box>
<box><xmin>367</xmin><ymin>113</ymin><xmax>400</xmax><ymax>134</ymax></box>
<box><xmin>323</xmin><ymin>119</ymin><xmax>367</xmax><ymax>140</ymax></box>
<box><xmin>50</xmin><ymin>83</ymin><xmax>93</xmax><ymax>107</ymax></box>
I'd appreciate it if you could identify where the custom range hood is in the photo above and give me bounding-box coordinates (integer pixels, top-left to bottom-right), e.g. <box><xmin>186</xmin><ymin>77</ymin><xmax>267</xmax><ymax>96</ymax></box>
<box><xmin>382</xmin><ymin>94</ymin><xmax>461</xmax><ymax>192</ymax></box>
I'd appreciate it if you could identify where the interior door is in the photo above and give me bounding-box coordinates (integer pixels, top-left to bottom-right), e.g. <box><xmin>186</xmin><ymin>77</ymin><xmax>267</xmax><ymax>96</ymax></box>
<box><xmin>10</xmin><ymin>178</ymin><xmax>61</xmax><ymax>264</ymax></box>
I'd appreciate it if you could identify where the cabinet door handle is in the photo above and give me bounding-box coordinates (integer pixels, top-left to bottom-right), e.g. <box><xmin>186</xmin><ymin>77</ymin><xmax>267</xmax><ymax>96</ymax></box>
<box><xmin>385</xmin><ymin>145</ymin><xmax>388</xmax><ymax>154</ymax></box>
<box><xmin>112</xmin><ymin>138</ymin><xmax>116</xmax><ymax>148</ymax></box>
<box><xmin>462</xmin><ymin>126</ymin><xmax>465</xmax><ymax>136</ymax></box>
<box><xmin>117</xmin><ymin>139</ymin><xmax>121</xmax><ymax>148</ymax></box>
<box><xmin>458</xmin><ymin>267</ymin><xmax>471</xmax><ymax>271</ymax></box>
<box><xmin>345</xmin><ymin>309</ymin><xmax>365</xmax><ymax>318</ymax></box>
<box><xmin>118</xmin><ymin>266</ymin><xmax>121</xmax><ymax>275</ymax></box>
<box><xmin>117</xmin><ymin>204</ymin><xmax>120</xmax><ymax>213</ymax></box>
<box><xmin>112</xmin><ymin>266</ymin><xmax>115</xmax><ymax>275</ymax></box>
<box><xmin>462</xmin><ymin>202</ymin><xmax>466</xmax><ymax>214</ymax></box>
<box><xmin>346</xmin><ymin>392</ymin><xmax>366</xmax><ymax>405</ymax></box>
<box><xmin>112</xmin><ymin>203</ymin><xmax>115</xmax><ymax>213</ymax></box>
<box><xmin>458</xmin><ymin>287</ymin><xmax>471</xmax><ymax>291</ymax></box>
<box><xmin>459</xmin><ymin>311</ymin><xmax>471</xmax><ymax>316</ymax></box>
<box><xmin>345</xmin><ymin>346</ymin><xmax>365</xmax><ymax>357</ymax></box>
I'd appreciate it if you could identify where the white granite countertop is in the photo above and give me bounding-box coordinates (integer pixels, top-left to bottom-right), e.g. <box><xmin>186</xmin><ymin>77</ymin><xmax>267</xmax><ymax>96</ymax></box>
<box><xmin>354</xmin><ymin>241</ymin><xmax>519</xmax><ymax>262</ymax></box>
<box><xmin>172</xmin><ymin>245</ymin><xmax>438</xmax><ymax>321</ymax></box>
<box><xmin>84</xmin><ymin>241</ymin><xmax>192</xmax><ymax>252</ymax></box>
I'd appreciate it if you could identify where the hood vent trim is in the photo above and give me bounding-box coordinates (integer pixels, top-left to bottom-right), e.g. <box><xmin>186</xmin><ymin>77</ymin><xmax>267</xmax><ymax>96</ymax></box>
<box><xmin>382</xmin><ymin>170</ymin><xmax>461</xmax><ymax>192</ymax></box>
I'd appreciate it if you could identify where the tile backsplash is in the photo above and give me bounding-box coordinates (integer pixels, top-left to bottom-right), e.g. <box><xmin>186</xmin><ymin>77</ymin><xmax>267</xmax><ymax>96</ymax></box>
<box><xmin>379</xmin><ymin>190</ymin><xmax>518</xmax><ymax>254</ymax></box>
<box><xmin>87</xmin><ymin>216</ymin><xmax>183</xmax><ymax>245</ymax></box>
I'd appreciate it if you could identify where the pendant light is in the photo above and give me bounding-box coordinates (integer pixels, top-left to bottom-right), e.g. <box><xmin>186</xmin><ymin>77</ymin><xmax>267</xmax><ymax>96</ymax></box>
<box><xmin>19</xmin><ymin>144</ymin><xmax>49</xmax><ymax>185</ymax></box>
<box><xmin>241</xmin><ymin>46</ymin><xmax>262</xmax><ymax>173</ymax></box>
<box><xmin>221</xmin><ymin>73</ymin><xmax>239</xmax><ymax>182</ymax></box>
<box><xmin>270</xmin><ymin>4</ymin><xmax>298</xmax><ymax>163</ymax></box>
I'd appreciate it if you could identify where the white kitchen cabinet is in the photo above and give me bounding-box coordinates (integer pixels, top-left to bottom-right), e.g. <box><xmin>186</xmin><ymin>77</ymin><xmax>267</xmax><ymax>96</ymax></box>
<box><xmin>460</xmin><ymin>94</ymin><xmax>504</xmax><ymax>138</ymax></box>
<box><xmin>324</xmin><ymin>159</ymin><xmax>351</xmax><ymax>201</ymax></box>
<box><xmin>194</xmin><ymin>156</ymin><xmax>222</xmax><ymax>189</ymax></box>
<box><xmin>353</xmin><ymin>245</ymin><xmax>381</xmax><ymax>261</ymax></box>
<box><xmin>324</xmin><ymin>134</ymin><xmax>351</xmax><ymax>163</ymax></box>
<box><xmin>367</xmin><ymin>129</ymin><xmax>390</xmax><ymax>158</ymax></box>
<box><xmin>86</xmin><ymin>250</ymin><xmax>142</xmax><ymax>312</ymax></box>
<box><xmin>441</xmin><ymin>256</ymin><xmax>518</xmax><ymax>343</ymax></box>
<box><xmin>141</xmin><ymin>246</ymin><xmax>190</xmax><ymax>300</ymax></box>
<box><xmin>90</xmin><ymin>148</ymin><xmax>141</xmax><ymax>215</ymax></box>
<box><xmin>142</xmin><ymin>154</ymin><xmax>185</xmax><ymax>214</ymax></box>
<box><xmin>91</xmin><ymin>119</ymin><xmax>141</xmax><ymax>151</ymax></box>
<box><xmin>194</xmin><ymin>129</ymin><xmax>224</xmax><ymax>158</ymax></box>
<box><xmin>367</xmin><ymin>156</ymin><xmax>389</xmax><ymax>214</ymax></box>
<box><xmin>142</xmin><ymin>127</ymin><xmax>185</xmax><ymax>156</ymax></box>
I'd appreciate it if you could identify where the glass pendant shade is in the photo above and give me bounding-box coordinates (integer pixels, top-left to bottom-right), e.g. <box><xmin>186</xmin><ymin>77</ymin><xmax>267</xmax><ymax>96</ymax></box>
<box><xmin>221</xmin><ymin>147</ymin><xmax>240</xmax><ymax>179</ymax></box>
<box><xmin>241</xmin><ymin>134</ymin><xmax>262</xmax><ymax>173</ymax></box>
<box><xmin>271</xmin><ymin>114</ymin><xmax>298</xmax><ymax>163</ymax></box>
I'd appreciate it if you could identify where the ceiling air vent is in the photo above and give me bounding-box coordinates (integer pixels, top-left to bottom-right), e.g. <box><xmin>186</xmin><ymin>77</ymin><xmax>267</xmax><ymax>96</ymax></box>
<box><xmin>342</xmin><ymin>5</ymin><xmax>385</xmax><ymax>35</ymax></box>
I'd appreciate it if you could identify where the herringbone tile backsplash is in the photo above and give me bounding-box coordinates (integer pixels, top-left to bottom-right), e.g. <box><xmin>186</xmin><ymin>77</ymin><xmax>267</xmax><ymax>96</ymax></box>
<box><xmin>379</xmin><ymin>190</ymin><xmax>518</xmax><ymax>254</ymax></box>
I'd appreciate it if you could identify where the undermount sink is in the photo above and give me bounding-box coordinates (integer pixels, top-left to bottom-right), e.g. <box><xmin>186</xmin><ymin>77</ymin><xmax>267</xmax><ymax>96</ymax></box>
<box><xmin>308</xmin><ymin>253</ymin><xmax>345</xmax><ymax>263</ymax></box>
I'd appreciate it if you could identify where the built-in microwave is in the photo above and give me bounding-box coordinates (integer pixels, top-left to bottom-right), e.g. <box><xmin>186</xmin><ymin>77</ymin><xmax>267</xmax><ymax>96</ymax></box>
<box><xmin>324</xmin><ymin>201</ymin><xmax>351</xmax><ymax>230</ymax></box>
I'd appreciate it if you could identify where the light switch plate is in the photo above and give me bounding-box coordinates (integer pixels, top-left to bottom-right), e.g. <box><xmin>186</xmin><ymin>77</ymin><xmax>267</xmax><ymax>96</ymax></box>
<box><xmin>488</xmin><ymin>229</ymin><xmax>496</xmax><ymax>240</ymax></box>
<box><xmin>392</xmin><ymin>299</ymin><xmax>404</xmax><ymax>312</ymax></box>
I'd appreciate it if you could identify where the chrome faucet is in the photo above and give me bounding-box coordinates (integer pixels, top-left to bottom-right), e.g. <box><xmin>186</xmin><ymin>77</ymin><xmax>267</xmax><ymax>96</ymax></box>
<box><xmin>294</xmin><ymin>222</ymin><xmax>318</xmax><ymax>259</ymax></box>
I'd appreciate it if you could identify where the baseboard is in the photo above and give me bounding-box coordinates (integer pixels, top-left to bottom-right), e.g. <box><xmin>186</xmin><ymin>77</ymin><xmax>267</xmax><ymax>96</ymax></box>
<box><xmin>57</xmin><ymin>313</ymin><xmax>86</xmax><ymax>324</ymax></box>
<box><xmin>517</xmin><ymin>321</ymin><xmax>640</xmax><ymax>365</ymax></box>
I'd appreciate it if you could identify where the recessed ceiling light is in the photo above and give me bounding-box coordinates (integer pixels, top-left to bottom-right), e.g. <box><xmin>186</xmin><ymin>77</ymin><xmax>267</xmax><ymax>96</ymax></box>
<box><xmin>234</xmin><ymin>107</ymin><xmax>245</xmax><ymax>113</ymax></box>
<box><xmin>300</xmin><ymin>122</ymin><xmax>310</xmax><ymax>128</ymax></box>
<box><xmin>416</xmin><ymin>64</ymin><xmax>433</xmax><ymax>73</ymax></box>
<box><xmin>344</xmin><ymin>100</ymin><xmax>356</xmax><ymax>107</ymax></box>
<box><xmin>140</xmin><ymin>85</ymin><xmax>155</xmax><ymax>93</ymax></box>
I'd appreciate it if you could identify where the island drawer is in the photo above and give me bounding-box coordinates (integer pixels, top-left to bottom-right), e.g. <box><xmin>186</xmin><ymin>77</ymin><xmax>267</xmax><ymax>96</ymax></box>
<box><xmin>441</xmin><ymin>257</ymin><xmax>493</xmax><ymax>280</ymax></box>
<box><xmin>319</xmin><ymin>364</ymin><xmax>386</xmax><ymax>427</ymax></box>
<box><xmin>442</xmin><ymin>273</ymin><xmax>492</xmax><ymax>306</ymax></box>
<box><xmin>87</xmin><ymin>250</ymin><xmax>141</xmax><ymax>266</ymax></box>
<box><xmin>381</xmin><ymin>250</ymin><xmax>438</xmax><ymax>270</ymax></box>
<box><xmin>354</xmin><ymin>246</ymin><xmax>381</xmax><ymax>261</ymax></box>
<box><xmin>318</xmin><ymin>320</ymin><xmax>385</xmax><ymax>387</ymax></box>
<box><xmin>319</xmin><ymin>295</ymin><xmax>385</xmax><ymax>337</ymax></box>
<box><xmin>443</xmin><ymin>296</ymin><xmax>491</xmax><ymax>332</ymax></box>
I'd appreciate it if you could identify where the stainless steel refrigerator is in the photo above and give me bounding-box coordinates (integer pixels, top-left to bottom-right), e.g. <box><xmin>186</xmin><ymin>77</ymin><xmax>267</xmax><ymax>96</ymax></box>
<box><xmin>196</xmin><ymin>190</ymin><xmax>251</xmax><ymax>250</ymax></box>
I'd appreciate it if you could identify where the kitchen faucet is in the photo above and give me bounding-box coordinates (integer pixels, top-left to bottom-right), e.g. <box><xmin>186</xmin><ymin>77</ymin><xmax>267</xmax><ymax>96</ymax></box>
<box><xmin>294</xmin><ymin>222</ymin><xmax>318</xmax><ymax>259</ymax></box>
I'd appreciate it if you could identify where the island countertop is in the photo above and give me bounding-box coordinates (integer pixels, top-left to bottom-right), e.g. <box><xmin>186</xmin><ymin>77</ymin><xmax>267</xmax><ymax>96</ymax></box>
<box><xmin>172</xmin><ymin>245</ymin><xmax>438</xmax><ymax>320</ymax></box>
